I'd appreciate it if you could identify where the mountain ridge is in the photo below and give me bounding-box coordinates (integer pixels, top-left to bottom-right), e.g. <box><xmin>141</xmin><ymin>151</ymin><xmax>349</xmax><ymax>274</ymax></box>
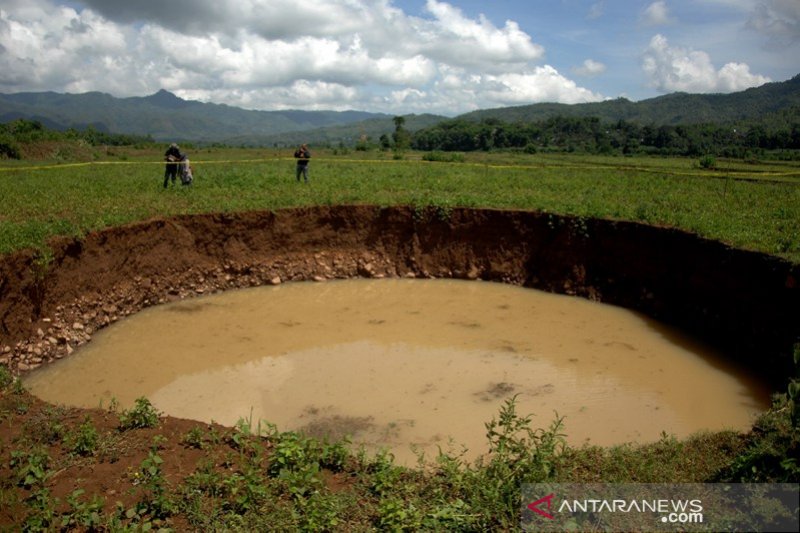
<box><xmin>0</xmin><ymin>89</ymin><xmax>395</xmax><ymax>143</ymax></box>
<box><xmin>457</xmin><ymin>74</ymin><xmax>800</xmax><ymax>125</ymax></box>
<box><xmin>1</xmin><ymin>74</ymin><xmax>798</xmax><ymax>145</ymax></box>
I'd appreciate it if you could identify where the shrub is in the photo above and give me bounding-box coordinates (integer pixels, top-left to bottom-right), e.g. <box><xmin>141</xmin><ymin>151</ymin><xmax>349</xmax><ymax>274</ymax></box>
<box><xmin>66</xmin><ymin>417</ymin><xmax>100</xmax><ymax>456</ymax></box>
<box><xmin>118</xmin><ymin>397</ymin><xmax>161</xmax><ymax>430</ymax></box>
<box><xmin>422</xmin><ymin>150</ymin><xmax>465</xmax><ymax>163</ymax></box>
<box><xmin>0</xmin><ymin>136</ymin><xmax>21</xmax><ymax>159</ymax></box>
<box><xmin>699</xmin><ymin>154</ymin><xmax>717</xmax><ymax>169</ymax></box>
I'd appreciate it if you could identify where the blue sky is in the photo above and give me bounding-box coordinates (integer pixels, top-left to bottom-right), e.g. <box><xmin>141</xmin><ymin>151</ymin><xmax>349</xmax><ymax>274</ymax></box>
<box><xmin>1</xmin><ymin>0</ymin><xmax>797</xmax><ymax>115</ymax></box>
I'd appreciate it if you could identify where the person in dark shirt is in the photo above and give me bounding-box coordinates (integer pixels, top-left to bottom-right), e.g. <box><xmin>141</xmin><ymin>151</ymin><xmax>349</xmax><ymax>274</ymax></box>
<box><xmin>164</xmin><ymin>143</ymin><xmax>182</xmax><ymax>188</ymax></box>
<box><xmin>294</xmin><ymin>143</ymin><xmax>310</xmax><ymax>183</ymax></box>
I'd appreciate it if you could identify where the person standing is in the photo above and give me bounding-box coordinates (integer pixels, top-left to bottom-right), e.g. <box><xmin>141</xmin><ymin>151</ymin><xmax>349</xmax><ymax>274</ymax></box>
<box><xmin>294</xmin><ymin>143</ymin><xmax>311</xmax><ymax>183</ymax></box>
<box><xmin>163</xmin><ymin>143</ymin><xmax>182</xmax><ymax>188</ymax></box>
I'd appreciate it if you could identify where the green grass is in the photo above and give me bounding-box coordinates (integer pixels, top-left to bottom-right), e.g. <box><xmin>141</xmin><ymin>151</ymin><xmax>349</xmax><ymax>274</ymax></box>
<box><xmin>1</xmin><ymin>146</ymin><xmax>799</xmax><ymax>528</ymax></box>
<box><xmin>1</xmin><ymin>383</ymin><xmax>796</xmax><ymax>531</ymax></box>
<box><xmin>2</xmin><ymin>147</ymin><xmax>799</xmax><ymax>261</ymax></box>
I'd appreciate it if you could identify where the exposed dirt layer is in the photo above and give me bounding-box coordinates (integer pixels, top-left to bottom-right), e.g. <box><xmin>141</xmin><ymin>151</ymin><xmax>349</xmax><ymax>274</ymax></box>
<box><xmin>1</xmin><ymin>205</ymin><xmax>798</xmax><ymax>385</ymax></box>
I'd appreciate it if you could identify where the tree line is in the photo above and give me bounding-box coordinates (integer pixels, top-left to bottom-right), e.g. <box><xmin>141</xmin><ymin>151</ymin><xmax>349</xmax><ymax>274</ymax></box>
<box><xmin>4</xmin><ymin>110</ymin><xmax>800</xmax><ymax>161</ymax></box>
<box><xmin>0</xmin><ymin>119</ymin><xmax>154</xmax><ymax>159</ymax></box>
<box><xmin>409</xmin><ymin>110</ymin><xmax>800</xmax><ymax>159</ymax></box>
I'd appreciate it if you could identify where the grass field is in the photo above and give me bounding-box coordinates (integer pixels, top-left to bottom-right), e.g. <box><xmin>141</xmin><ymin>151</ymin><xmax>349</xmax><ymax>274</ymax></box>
<box><xmin>1</xmin><ymin>146</ymin><xmax>799</xmax><ymax>530</ymax></box>
<box><xmin>2</xmin><ymin>146</ymin><xmax>799</xmax><ymax>262</ymax></box>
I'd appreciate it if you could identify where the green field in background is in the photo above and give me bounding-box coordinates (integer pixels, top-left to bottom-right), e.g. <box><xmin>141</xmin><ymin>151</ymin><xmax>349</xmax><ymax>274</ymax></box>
<box><xmin>2</xmin><ymin>148</ymin><xmax>799</xmax><ymax>261</ymax></box>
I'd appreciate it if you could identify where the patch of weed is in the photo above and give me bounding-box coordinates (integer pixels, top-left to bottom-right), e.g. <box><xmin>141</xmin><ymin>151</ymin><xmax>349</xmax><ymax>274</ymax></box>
<box><xmin>118</xmin><ymin>397</ymin><xmax>160</xmax><ymax>430</ymax></box>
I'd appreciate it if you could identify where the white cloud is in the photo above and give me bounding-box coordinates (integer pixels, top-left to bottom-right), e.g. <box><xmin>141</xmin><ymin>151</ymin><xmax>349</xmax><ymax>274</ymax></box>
<box><xmin>481</xmin><ymin>67</ymin><xmax>604</xmax><ymax>105</ymax></box>
<box><xmin>640</xmin><ymin>1</ymin><xmax>675</xmax><ymax>27</ymax></box>
<box><xmin>573</xmin><ymin>59</ymin><xmax>607</xmax><ymax>77</ymax></box>
<box><xmin>417</xmin><ymin>0</ymin><xmax>545</xmax><ymax>71</ymax></box>
<box><xmin>183</xmin><ymin>81</ymin><xmax>363</xmax><ymax>112</ymax></box>
<box><xmin>0</xmin><ymin>0</ymin><xmax>603</xmax><ymax>115</ymax></box>
<box><xmin>642</xmin><ymin>34</ymin><xmax>770</xmax><ymax>93</ymax></box>
<box><xmin>430</xmin><ymin>66</ymin><xmax>604</xmax><ymax>111</ymax></box>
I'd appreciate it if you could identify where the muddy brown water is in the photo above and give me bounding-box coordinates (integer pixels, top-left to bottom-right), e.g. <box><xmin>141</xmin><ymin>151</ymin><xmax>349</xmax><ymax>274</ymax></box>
<box><xmin>24</xmin><ymin>278</ymin><xmax>770</xmax><ymax>465</ymax></box>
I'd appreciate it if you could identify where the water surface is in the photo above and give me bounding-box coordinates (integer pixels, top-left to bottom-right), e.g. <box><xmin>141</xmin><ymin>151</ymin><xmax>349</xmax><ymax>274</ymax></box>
<box><xmin>25</xmin><ymin>279</ymin><xmax>769</xmax><ymax>464</ymax></box>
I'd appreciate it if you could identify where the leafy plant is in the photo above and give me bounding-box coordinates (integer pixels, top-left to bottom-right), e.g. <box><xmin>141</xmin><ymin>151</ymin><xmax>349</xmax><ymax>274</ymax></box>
<box><xmin>483</xmin><ymin>395</ymin><xmax>566</xmax><ymax>479</ymax></box>
<box><xmin>377</xmin><ymin>497</ymin><xmax>423</xmax><ymax>530</ymax></box>
<box><xmin>267</xmin><ymin>431</ymin><xmax>329</xmax><ymax>500</ymax></box>
<box><xmin>181</xmin><ymin>426</ymin><xmax>206</xmax><ymax>450</ymax></box>
<box><xmin>295</xmin><ymin>492</ymin><xmax>345</xmax><ymax>532</ymax></box>
<box><xmin>61</xmin><ymin>489</ymin><xmax>105</xmax><ymax>530</ymax></box>
<box><xmin>223</xmin><ymin>466</ymin><xmax>270</xmax><ymax>513</ymax></box>
<box><xmin>10</xmin><ymin>448</ymin><xmax>51</xmax><ymax>489</ymax></box>
<box><xmin>457</xmin><ymin>396</ymin><xmax>567</xmax><ymax>529</ymax></box>
<box><xmin>127</xmin><ymin>450</ymin><xmax>174</xmax><ymax>522</ymax></box>
<box><xmin>268</xmin><ymin>432</ymin><xmax>310</xmax><ymax>477</ymax></box>
<box><xmin>118</xmin><ymin>397</ymin><xmax>160</xmax><ymax>430</ymax></box>
<box><xmin>22</xmin><ymin>488</ymin><xmax>58</xmax><ymax>531</ymax></box>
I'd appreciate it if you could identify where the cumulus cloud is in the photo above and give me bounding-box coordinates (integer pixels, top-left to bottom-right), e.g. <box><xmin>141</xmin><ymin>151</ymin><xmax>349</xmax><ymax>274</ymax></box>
<box><xmin>0</xmin><ymin>0</ymin><xmax>603</xmax><ymax>114</ymax></box>
<box><xmin>640</xmin><ymin>1</ymin><xmax>675</xmax><ymax>27</ymax></box>
<box><xmin>440</xmin><ymin>66</ymin><xmax>604</xmax><ymax>109</ymax></box>
<box><xmin>573</xmin><ymin>59</ymin><xmax>607</xmax><ymax>77</ymax></box>
<box><xmin>642</xmin><ymin>34</ymin><xmax>771</xmax><ymax>93</ymax></box>
<box><xmin>480</xmin><ymin>67</ymin><xmax>604</xmax><ymax>105</ymax></box>
<box><xmin>418</xmin><ymin>0</ymin><xmax>544</xmax><ymax>69</ymax></box>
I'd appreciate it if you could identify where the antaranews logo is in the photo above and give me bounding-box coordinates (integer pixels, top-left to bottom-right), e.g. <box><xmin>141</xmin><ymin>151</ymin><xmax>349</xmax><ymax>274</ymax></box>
<box><xmin>523</xmin><ymin>490</ymin><xmax>707</xmax><ymax>531</ymax></box>
<box><xmin>523</xmin><ymin>483</ymin><xmax>799</xmax><ymax>533</ymax></box>
<box><xmin>527</xmin><ymin>493</ymin><xmax>703</xmax><ymax>523</ymax></box>
<box><xmin>527</xmin><ymin>493</ymin><xmax>556</xmax><ymax>520</ymax></box>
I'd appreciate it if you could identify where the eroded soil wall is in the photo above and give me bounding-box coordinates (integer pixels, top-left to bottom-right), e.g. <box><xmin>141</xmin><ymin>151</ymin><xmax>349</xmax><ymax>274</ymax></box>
<box><xmin>1</xmin><ymin>206</ymin><xmax>797</xmax><ymax>386</ymax></box>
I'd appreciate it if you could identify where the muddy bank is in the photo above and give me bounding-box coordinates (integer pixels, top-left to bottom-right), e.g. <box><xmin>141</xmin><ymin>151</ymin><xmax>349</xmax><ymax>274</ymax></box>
<box><xmin>1</xmin><ymin>206</ymin><xmax>798</xmax><ymax>387</ymax></box>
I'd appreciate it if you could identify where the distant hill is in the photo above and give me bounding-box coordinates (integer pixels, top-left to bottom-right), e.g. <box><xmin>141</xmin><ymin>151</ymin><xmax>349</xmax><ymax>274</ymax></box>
<box><xmin>0</xmin><ymin>89</ymin><xmax>394</xmax><ymax>143</ymax></box>
<box><xmin>235</xmin><ymin>114</ymin><xmax>447</xmax><ymax>147</ymax></box>
<box><xmin>456</xmin><ymin>74</ymin><xmax>800</xmax><ymax>125</ymax></box>
<box><xmin>2</xmin><ymin>74</ymin><xmax>798</xmax><ymax>145</ymax></box>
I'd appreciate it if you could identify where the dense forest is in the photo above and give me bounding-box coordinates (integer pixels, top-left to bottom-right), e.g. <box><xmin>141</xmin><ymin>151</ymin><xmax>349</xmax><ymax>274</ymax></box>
<box><xmin>409</xmin><ymin>107</ymin><xmax>800</xmax><ymax>158</ymax></box>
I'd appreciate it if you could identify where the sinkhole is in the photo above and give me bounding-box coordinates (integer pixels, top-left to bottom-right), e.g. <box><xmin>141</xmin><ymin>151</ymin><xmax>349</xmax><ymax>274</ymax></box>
<box><xmin>23</xmin><ymin>277</ymin><xmax>771</xmax><ymax>465</ymax></box>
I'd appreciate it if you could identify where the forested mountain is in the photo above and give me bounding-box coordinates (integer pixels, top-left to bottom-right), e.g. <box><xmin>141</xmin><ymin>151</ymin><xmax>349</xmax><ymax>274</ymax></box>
<box><xmin>231</xmin><ymin>114</ymin><xmax>445</xmax><ymax>147</ymax></box>
<box><xmin>458</xmin><ymin>74</ymin><xmax>800</xmax><ymax>125</ymax></box>
<box><xmin>0</xmin><ymin>89</ymin><xmax>392</xmax><ymax>143</ymax></box>
<box><xmin>1</xmin><ymin>74</ymin><xmax>798</xmax><ymax>148</ymax></box>
<box><xmin>408</xmin><ymin>75</ymin><xmax>800</xmax><ymax>157</ymax></box>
